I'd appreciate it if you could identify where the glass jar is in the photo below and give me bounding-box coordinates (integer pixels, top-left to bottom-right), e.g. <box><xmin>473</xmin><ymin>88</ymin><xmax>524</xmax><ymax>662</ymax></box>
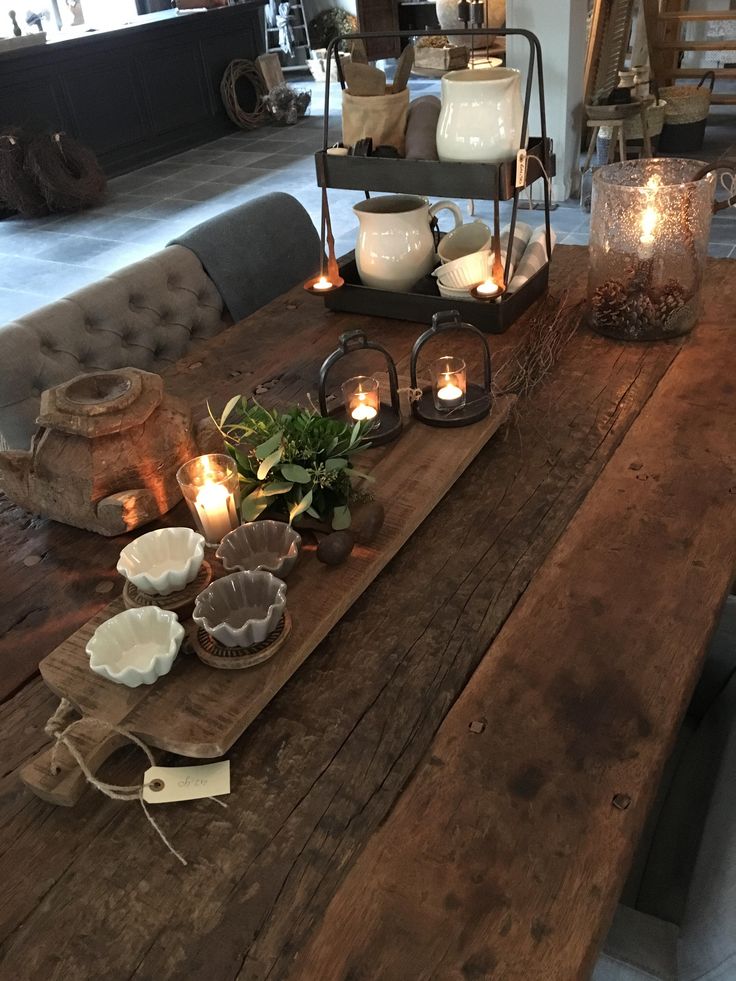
<box><xmin>432</xmin><ymin>356</ymin><xmax>467</xmax><ymax>411</ymax></box>
<box><xmin>176</xmin><ymin>453</ymin><xmax>241</xmax><ymax>546</ymax></box>
<box><xmin>588</xmin><ymin>158</ymin><xmax>716</xmax><ymax>341</ymax></box>
<box><xmin>342</xmin><ymin>375</ymin><xmax>380</xmax><ymax>422</ymax></box>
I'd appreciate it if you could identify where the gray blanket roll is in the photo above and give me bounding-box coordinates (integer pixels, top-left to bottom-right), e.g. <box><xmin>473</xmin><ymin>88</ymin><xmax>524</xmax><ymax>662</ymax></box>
<box><xmin>405</xmin><ymin>95</ymin><xmax>441</xmax><ymax>161</ymax></box>
<box><xmin>168</xmin><ymin>192</ymin><xmax>321</xmax><ymax>323</ymax></box>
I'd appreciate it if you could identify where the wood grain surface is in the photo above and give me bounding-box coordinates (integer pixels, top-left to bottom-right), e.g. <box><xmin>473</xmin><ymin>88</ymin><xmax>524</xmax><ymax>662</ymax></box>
<box><xmin>290</xmin><ymin>322</ymin><xmax>736</xmax><ymax>981</ymax></box>
<box><xmin>31</xmin><ymin>396</ymin><xmax>513</xmax><ymax>759</ymax></box>
<box><xmin>1</xmin><ymin>248</ymin><xmax>734</xmax><ymax>981</ymax></box>
<box><xmin>2</xmin><ymin>251</ymin><xmax>733</xmax><ymax>701</ymax></box>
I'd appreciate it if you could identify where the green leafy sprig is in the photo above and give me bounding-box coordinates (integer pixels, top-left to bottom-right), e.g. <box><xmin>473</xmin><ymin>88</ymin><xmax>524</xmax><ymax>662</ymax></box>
<box><xmin>211</xmin><ymin>397</ymin><xmax>374</xmax><ymax>529</ymax></box>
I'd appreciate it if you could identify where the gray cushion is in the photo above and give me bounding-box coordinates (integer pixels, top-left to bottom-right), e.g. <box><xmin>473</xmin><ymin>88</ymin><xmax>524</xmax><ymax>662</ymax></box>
<box><xmin>593</xmin><ymin>905</ymin><xmax>679</xmax><ymax>980</ymax></box>
<box><xmin>678</xmin><ymin>672</ymin><xmax>736</xmax><ymax>980</ymax></box>
<box><xmin>169</xmin><ymin>191</ymin><xmax>321</xmax><ymax>322</ymax></box>
<box><xmin>688</xmin><ymin>595</ymin><xmax>736</xmax><ymax>722</ymax></box>
<box><xmin>0</xmin><ymin>245</ymin><xmax>227</xmax><ymax>450</ymax></box>
<box><xmin>594</xmin><ymin>603</ymin><xmax>736</xmax><ymax>980</ymax></box>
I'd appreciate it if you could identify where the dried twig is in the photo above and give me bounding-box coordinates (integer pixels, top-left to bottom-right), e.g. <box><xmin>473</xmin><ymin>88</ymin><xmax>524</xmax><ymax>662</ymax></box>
<box><xmin>493</xmin><ymin>291</ymin><xmax>584</xmax><ymax>400</ymax></box>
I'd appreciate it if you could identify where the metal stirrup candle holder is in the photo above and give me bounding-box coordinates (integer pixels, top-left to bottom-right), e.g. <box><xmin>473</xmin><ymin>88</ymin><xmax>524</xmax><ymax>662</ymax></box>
<box><xmin>318</xmin><ymin>330</ymin><xmax>402</xmax><ymax>446</ymax></box>
<box><xmin>410</xmin><ymin>311</ymin><xmax>492</xmax><ymax>428</ymax></box>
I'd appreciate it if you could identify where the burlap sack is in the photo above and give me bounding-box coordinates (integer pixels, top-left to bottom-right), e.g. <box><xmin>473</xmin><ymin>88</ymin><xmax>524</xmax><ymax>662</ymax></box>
<box><xmin>342</xmin><ymin>88</ymin><xmax>410</xmax><ymax>156</ymax></box>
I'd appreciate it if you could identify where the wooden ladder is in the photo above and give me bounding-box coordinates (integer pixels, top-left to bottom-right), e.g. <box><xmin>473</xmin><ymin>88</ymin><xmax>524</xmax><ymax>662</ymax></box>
<box><xmin>644</xmin><ymin>0</ymin><xmax>736</xmax><ymax>105</ymax></box>
<box><xmin>264</xmin><ymin>0</ymin><xmax>312</xmax><ymax>72</ymax></box>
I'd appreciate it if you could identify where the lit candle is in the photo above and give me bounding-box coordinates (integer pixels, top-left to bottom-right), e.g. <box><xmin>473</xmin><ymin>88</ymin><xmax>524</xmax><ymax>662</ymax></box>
<box><xmin>639</xmin><ymin>175</ymin><xmax>661</xmax><ymax>257</ymax></box>
<box><xmin>342</xmin><ymin>375</ymin><xmax>380</xmax><ymax>424</ymax></box>
<box><xmin>176</xmin><ymin>453</ymin><xmax>240</xmax><ymax>547</ymax></box>
<box><xmin>312</xmin><ymin>276</ymin><xmax>333</xmax><ymax>292</ymax></box>
<box><xmin>437</xmin><ymin>379</ymin><xmax>464</xmax><ymax>402</ymax></box>
<box><xmin>195</xmin><ymin>481</ymin><xmax>234</xmax><ymax>546</ymax></box>
<box><xmin>350</xmin><ymin>392</ymin><xmax>378</xmax><ymax>421</ymax></box>
<box><xmin>475</xmin><ymin>278</ymin><xmax>499</xmax><ymax>297</ymax></box>
<box><xmin>433</xmin><ymin>356</ymin><xmax>466</xmax><ymax>411</ymax></box>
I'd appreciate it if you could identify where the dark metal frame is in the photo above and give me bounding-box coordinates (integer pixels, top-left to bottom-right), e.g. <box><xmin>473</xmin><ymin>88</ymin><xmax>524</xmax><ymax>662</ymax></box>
<box><xmin>410</xmin><ymin>311</ymin><xmax>492</xmax><ymax>428</ymax></box>
<box><xmin>318</xmin><ymin>330</ymin><xmax>403</xmax><ymax>445</ymax></box>
<box><xmin>313</xmin><ymin>27</ymin><xmax>554</xmax><ymax>333</ymax></box>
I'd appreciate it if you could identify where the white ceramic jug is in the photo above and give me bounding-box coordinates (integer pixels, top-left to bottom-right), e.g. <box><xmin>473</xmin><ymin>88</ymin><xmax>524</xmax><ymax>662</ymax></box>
<box><xmin>353</xmin><ymin>194</ymin><xmax>463</xmax><ymax>292</ymax></box>
<box><xmin>436</xmin><ymin>67</ymin><xmax>523</xmax><ymax>164</ymax></box>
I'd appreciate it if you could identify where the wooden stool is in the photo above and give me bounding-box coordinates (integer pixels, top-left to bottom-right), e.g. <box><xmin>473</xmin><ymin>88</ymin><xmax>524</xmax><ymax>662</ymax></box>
<box><xmin>582</xmin><ymin>100</ymin><xmax>653</xmax><ymax>172</ymax></box>
<box><xmin>583</xmin><ymin>118</ymin><xmax>627</xmax><ymax>170</ymax></box>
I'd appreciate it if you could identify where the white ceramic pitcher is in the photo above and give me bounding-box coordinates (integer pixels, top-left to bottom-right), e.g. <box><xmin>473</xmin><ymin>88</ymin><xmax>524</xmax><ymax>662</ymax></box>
<box><xmin>436</xmin><ymin>67</ymin><xmax>523</xmax><ymax>164</ymax></box>
<box><xmin>353</xmin><ymin>194</ymin><xmax>463</xmax><ymax>292</ymax></box>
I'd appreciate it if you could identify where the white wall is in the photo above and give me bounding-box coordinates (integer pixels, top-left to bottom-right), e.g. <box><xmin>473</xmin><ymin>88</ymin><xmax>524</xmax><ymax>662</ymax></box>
<box><xmin>506</xmin><ymin>0</ymin><xmax>587</xmax><ymax>202</ymax></box>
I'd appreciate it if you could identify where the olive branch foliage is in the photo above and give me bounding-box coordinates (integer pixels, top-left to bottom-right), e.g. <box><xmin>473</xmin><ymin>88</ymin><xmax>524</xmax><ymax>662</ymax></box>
<box><xmin>210</xmin><ymin>396</ymin><xmax>373</xmax><ymax>530</ymax></box>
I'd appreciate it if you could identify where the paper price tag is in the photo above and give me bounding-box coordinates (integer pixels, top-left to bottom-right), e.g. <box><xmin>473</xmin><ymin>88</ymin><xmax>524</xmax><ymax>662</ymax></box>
<box><xmin>516</xmin><ymin>148</ymin><xmax>528</xmax><ymax>189</ymax></box>
<box><xmin>142</xmin><ymin>761</ymin><xmax>230</xmax><ymax>804</ymax></box>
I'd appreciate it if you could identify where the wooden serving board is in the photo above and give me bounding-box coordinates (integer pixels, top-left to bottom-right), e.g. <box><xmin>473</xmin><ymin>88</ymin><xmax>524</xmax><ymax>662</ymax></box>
<box><xmin>22</xmin><ymin>397</ymin><xmax>513</xmax><ymax>805</ymax></box>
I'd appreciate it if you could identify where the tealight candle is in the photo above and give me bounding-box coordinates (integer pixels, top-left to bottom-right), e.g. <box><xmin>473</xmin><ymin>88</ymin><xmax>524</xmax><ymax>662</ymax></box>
<box><xmin>475</xmin><ymin>278</ymin><xmax>499</xmax><ymax>297</ymax></box>
<box><xmin>176</xmin><ymin>454</ymin><xmax>240</xmax><ymax>547</ymax></box>
<box><xmin>433</xmin><ymin>356</ymin><xmax>466</xmax><ymax>411</ymax></box>
<box><xmin>312</xmin><ymin>276</ymin><xmax>333</xmax><ymax>291</ymax></box>
<box><xmin>342</xmin><ymin>375</ymin><xmax>380</xmax><ymax>423</ymax></box>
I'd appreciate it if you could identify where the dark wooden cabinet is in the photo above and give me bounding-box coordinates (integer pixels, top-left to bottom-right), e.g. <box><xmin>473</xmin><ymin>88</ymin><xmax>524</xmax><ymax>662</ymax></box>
<box><xmin>354</xmin><ymin>0</ymin><xmax>401</xmax><ymax>59</ymax></box>
<box><xmin>0</xmin><ymin>4</ymin><xmax>265</xmax><ymax>176</ymax></box>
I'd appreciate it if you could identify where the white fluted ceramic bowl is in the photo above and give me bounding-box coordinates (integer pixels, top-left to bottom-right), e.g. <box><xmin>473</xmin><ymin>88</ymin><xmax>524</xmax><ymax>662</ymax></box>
<box><xmin>117</xmin><ymin>527</ymin><xmax>205</xmax><ymax>595</ymax></box>
<box><xmin>217</xmin><ymin>520</ymin><xmax>301</xmax><ymax>578</ymax></box>
<box><xmin>433</xmin><ymin>249</ymin><xmax>491</xmax><ymax>289</ymax></box>
<box><xmin>86</xmin><ymin>607</ymin><xmax>184</xmax><ymax>687</ymax></box>
<box><xmin>437</xmin><ymin>282</ymin><xmax>472</xmax><ymax>299</ymax></box>
<box><xmin>193</xmin><ymin>570</ymin><xmax>287</xmax><ymax>648</ymax></box>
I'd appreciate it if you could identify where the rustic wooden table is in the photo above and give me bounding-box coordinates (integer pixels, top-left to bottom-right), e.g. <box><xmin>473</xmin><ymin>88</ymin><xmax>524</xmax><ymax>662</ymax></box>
<box><xmin>1</xmin><ymin>245</ymin><xmax>735</xmax><ymax>980</ymax></box>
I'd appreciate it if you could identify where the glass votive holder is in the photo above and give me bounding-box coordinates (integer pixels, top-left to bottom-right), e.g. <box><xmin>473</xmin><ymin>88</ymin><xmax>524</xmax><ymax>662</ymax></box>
<box><xmin>433</xmin><ymin>356</ymin><xmax>466</xmax><ymax>411</ymax></box>
<box><xmin>342</xmin><ymin>375</ymin><xmax>380</xmax><ymax>422</ymax></box>
<box><xmin>588</xmin><ymin>158</ymin><xmax>716</xmax><ymax>340</ymax></box>
<box><xmin>176</xmin><ymin>453</ymin><xmax>241</xmax><ymax>547</ymax></box>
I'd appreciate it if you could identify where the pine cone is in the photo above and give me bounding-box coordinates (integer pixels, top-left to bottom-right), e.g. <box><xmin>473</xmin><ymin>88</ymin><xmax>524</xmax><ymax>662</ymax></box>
<box><xmin>591</xmin><ymin>279</ymin><xmax>627</xmax><ymax>331</ymax></box>
<box><xmin>653</xmin><ymin>280</ymin><xmax>686</xmax><ymax>320</ymax></box>
<box><xmin>591</xmin><ymin>279</ymin><xmax>658</xmax><ymax>338</ymax></box>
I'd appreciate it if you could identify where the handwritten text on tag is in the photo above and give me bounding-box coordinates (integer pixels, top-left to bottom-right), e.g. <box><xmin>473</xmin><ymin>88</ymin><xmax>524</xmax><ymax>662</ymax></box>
<box><xmin>142</xmin><ymin>761</ymin><xmax>230</xmax><ymax>804</ymax></box>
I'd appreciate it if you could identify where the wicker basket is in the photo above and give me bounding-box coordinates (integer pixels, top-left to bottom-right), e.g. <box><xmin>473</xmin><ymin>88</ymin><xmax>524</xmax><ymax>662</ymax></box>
<box><xmin>623</xmin><ymin>99</ymin><xmax>666</xmax><ymax>141</ymax></box>
<box><xmin>659</xmin><ymin>72</ymin><xmax>715</xmax><ymax>152</ymax></box>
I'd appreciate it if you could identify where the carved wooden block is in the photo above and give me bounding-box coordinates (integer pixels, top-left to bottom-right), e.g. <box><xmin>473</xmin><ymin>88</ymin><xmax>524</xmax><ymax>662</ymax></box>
<box><xmin>0</xmin><ymin>369</ymin><xmax>202</xmax><ymax>536</ymax></box>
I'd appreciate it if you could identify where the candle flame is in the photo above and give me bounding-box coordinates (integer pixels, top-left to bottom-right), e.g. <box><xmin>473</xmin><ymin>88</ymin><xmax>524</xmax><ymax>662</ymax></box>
<box><xmin>640</xmin><ymin>206</ymin><xmax>658</xmax><ymax>245</ymax></box>
<box><xmin>312</xmin><ymin>275</ymin><xmax>333</xmax><ymax>291</ymax></box>
<box><xmin>639</xmin><ymin>174</ymin><xmax>662</xmax><ymax>248</ymax></box>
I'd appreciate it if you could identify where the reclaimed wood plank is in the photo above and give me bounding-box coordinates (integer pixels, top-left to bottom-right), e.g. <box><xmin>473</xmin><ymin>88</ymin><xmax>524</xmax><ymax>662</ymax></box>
<box><xmin>3</xmin><ymin>250</ymin><xmax>735</xmax><ymax>703</ymax></box>
<box><xmin>27</xmin><ymin>397</ymin><xmax>514</xmax><ymax>764</ymax></box>
<box><xmin>0</xmin><ymin>313</ymin><xmax>689</xmax><ymax>978</ymax></box>
<box><xmin>290</xmin><ymin>322</ymin><xmax>736</xmax><ymax>981</ymax></box>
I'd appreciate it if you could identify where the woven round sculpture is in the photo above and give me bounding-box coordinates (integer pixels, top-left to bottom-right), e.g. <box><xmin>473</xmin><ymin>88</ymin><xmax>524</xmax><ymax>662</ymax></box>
<box><xmin>220</xmin><ymin>60</ymin><xmax>269</xmax><ymax>130</ymax></box>
<box><xmin>0</xmin><ymin>129</ymin><xmax>48</xmax><ymax>218</ymax></box>
<box><xmin>26</xmin><ymin>132</ymin><xmax>106</xmax><ymax>212</ymax></box>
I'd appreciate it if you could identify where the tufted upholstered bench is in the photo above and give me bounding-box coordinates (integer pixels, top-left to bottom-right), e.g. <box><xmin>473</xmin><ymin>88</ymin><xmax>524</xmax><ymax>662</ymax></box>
<box><xmin>0</xmin><ymin>191</ymin><xmax>322</xmax><ymax>451</ymax></box>
<box><xmin>0</xmin><ymin>245</ymin><xmax>229</xmax><ymax>450</ymax></box>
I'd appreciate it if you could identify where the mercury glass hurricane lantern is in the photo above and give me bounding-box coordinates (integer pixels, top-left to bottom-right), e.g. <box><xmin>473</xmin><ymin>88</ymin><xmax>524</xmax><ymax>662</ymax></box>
<box><xmin>587</xmin><ymin>158</ymin><xmax>722</xmax><ymax>341</ymax></box>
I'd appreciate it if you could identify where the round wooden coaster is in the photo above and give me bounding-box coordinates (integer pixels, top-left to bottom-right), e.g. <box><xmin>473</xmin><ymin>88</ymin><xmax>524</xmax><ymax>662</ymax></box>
<box><xmin>123</xmin><ymin>561</ymin><xmax>213</xmax><ymax>615</ymax></box>
<box><xmin>192</xmin><ymin>611</ymin><xmax>292</xmax><ymax>670</ymax></box>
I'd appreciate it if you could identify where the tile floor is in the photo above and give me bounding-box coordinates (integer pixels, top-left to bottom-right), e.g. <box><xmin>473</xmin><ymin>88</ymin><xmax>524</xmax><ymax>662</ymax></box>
<box><xmin>1</xmin><ymin>74</ymin><xmax>735</xmax><ymax>324</ymax></box>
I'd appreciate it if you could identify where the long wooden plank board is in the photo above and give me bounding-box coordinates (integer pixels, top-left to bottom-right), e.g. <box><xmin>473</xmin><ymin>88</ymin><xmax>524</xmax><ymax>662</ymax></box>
<box><xmin>31</xmin><ymin>397</ymin><xmax>514</xmax><ymax>760</ymax></box>
<box><xmin>289</xmin><ymin>323</ymin><xmax>736</xmax><ymax>980</ymax></box>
